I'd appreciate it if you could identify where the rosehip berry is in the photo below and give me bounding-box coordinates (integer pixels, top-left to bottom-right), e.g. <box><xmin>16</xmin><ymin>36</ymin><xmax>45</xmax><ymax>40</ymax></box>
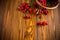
<box><xmin>43</xmin><ymin>3</ymin><xmax>46</xmax><ymax>6</ymax></box>
<box><xmin>42</xmin><ymin>21</ymin><xmax>48</xmax><ymax>25</ymax></box>
<box><xmin>40</xmin><ymin>0</ymin><xmax>47</xmax><ymax>6</ymax></box>
<box><xmin>43</xmin><ymin>10</ymin><xmax>48</xmax><ymax>15</ymax></box>
<box><xmin>18</xmin><ymin>6</ymin><xmax>24</xmax><ymax>10</ymax></box>
<box><xmin>25</xmin><ymin>4</ymin><xmax>30</xmax><ymax>9</ymax></box>
<box><xmin>25</xmin><ymin>3</ymin><xmax>29</xmax><ymax>7</ymax></box>
<box><xmin>23</xmin><ymin>9</ymin><xmax>27</xmax><ymax>13</ymax></box>
<box><xmin>38</xmin><ymin>10</ymin><xmax>43</xmax><ymax>15</ymax></box>
<box><xmin>40</xmin><ymin>0</ymin><xmax>46</xmax><ymax>2</ymax></box>
<box><xmin>33</xmin><ymin>9</ymin><xmax>37</xmax><ymax>14</ymax></box>
<box><xmin>39</xmin><ymin>15</ymin><xmax>42</xmax><ymax>19</ymax></box>
<box><xmin>22</xmin><ymin>2</ymin><xmax>26</xmax><ymax>6</ymax></box>
<box><xmin>43</xmin><ymin>0</ymin><xmax>46</xmax><ymax>2</ymax></box>
<box><xmin>29</xmin><ymin>8</ymin><xmax>33</xmax><ymax>14</ymax></box>
<box><xmin>24</xmin><ymin>15</ymin><xmax>30</xmax><ymax>19</ymax></box>
<box><xmin>37</xmin><ymin>22</ymin><xmax>43</xmax><ymax>25</ymax></box>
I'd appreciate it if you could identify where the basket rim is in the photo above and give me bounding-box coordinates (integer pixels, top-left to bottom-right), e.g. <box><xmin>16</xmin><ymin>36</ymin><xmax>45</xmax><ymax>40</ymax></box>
<box><xmin>36</xmin><ymin>0</ymin><xmax>59</xmax><ymax>9</ymax></box>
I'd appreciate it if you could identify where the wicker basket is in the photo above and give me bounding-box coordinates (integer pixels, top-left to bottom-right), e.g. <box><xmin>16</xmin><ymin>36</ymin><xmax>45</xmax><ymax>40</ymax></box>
<box><xmin>36</xmin><ymin>0</ymin><xmax>59</xmax><ymax>9</ymax></box>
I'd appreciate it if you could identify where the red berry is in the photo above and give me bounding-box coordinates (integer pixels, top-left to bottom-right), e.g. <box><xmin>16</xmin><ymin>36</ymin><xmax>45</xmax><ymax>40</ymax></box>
<box><xmin>40</xmin><ymin>0</ymin><xmax>46</xmax><ymax>6</ymax></box>
<box><xmin>18</xmin><ymin>6</ymin><xmax>24</xmax><ymax>10</ymax></box>
<box><xmin>22</xmin><ymin>2</ymin><xmax>26</xmax><ymax>6</ymax></box>
<box><xmin>29</xmin><ymin>8</ymin><xmax>33</xmax><ymax>14</ymax></box>
<box><xmin>38</xmin><ymin>10</ymin><xmax>43</xmax><ymax>15</ymax></box>
<box><xmin>24</xmin><ymin>15</ymin><xmax>30</xmax><ymax>19</ymax></box>
<box><xmin>26</xmin><ymin>3</ymin><xmax>29</xmax><ymax>6</ymax></box>
<box><xmin>25</xmin><ymin>4</ymin><xmax>30</xmax><ymax>9</ymax></box>
<box><xmin>23</xmin><ymin>9</ymin><xmax>27</xmax><ymax>13</ymax></box>
<box><xmin>26</xmin><ymin>6</ymin><xmax>30</xmax><ymax>9</ymax></box>
<box><xmin>33</xmin><ymin>9</ymin><xmax>37</xmax><ymax>14</ymax></box>
<box><xmin>42</xmin><ymin>21</ymin><xmax>48</xmax><ymax>25</ymax></box>
<box><xmin>44</xmin><ymin>0</ymin><xmax>46</xmax><ymax>2</ymax></box>
<box><xmin>37</xmin><ymin>22</ymin><xmax>43</xmax><ymax>25</ymax></box>
<box><xmin>43</xmin><ymin>10</ymin><xmax>48</xmax><ymax>15</ymax></box>
<box><xmin>40</xmin><ymin>0</ymin><xmax>46</xmax><ymax>2</ymax></box>
<box><xmin>39</xmin><ymin>15</ymin><xmax>42</xmax><ymax>19</ymax></box>
<box><xmin>40</xmin><ymin>0</ymin><xmax>44</xmax><ymax>1</ymax></box>
<box><xmin>43</xmin><ymin>3</ymin><xmax>46</xmax><ymax>6</ymax></box>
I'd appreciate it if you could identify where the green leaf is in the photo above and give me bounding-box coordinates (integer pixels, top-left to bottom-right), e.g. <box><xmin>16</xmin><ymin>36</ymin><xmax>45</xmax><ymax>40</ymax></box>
<box><xmin>26</xmin><ymin>11</ymin><xmax>29</xmax><ymax>13</ymax></box>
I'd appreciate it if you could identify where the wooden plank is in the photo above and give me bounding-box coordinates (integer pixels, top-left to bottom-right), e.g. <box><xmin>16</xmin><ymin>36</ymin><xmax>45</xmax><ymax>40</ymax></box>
<box><xmin>47</xmin><ymin>10</ymin><xmax>55</xmax><ymax>40</ymax></box>
<box><xmin>9</xmin><ymin>0</ymin><xmax>24</xmax><ymax>40</ymax></box>
<box><xmin>23</xmin><ymin>0</ymin><xmax>37</xmax><ymax>40</ymax></box>
<box><xmin>53</xmin><ymin>8</ymin><xmax>59</xmax><ymax>40</ymax></box>
<box><xmin>17</xmin><ymin>0</ymin><xmax>24</xmax><ymax>40</ymax></box>
<box><xmin>24</xmin><ymin>14</ymin><xmax>36</xmax><ymax>40</ymax></box>
<box><xmin>3</xmin><ymin>0</ymin><xmax>20</xmax><ymax>40</ymax></box>
<box><xmin>1</xmin><ymin>0</ymin><xmax>11</xmax><ymax>40</ymax></box>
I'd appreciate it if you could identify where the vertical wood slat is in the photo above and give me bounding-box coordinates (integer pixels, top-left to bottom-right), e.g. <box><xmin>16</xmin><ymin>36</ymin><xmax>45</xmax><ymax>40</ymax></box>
<box><xmin>10</xmin><ymin>0</ymin><xmax>19</xmax><ymax>40</ymax></box>
<box><xmin>2</xmin><ymin>0</ymin><xmax>11</xmax><ymax>40</ymax></box>
<box><xmin>3</xmin><ymin>0</ymin><xmax>24</xmax><ymax>40</ymax></box>
<box><xmin>23</xmin><ymin>0</ymin><xmax>37</xmax><ymax>40</ymax></box>
<box><xmin>9</xmin><ymin>0</ymin><xmax>24</xmax><ymax>40</ymax></box>
<box><xmin>53</xmin><ymin>8</ymin><xmax>59</xmax><ymax>40</ymax></box>
<box><xmin>47</xmin><ymin>10</ymin><xmax>55</xmax><ymax>40</ymax></box>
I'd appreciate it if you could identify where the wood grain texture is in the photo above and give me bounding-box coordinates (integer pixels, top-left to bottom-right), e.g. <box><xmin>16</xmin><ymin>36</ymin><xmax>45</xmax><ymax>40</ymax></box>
<box><xmin>0</xmin><ymin>0</ymin><xmax>59</xmax><ymax>40</ymax></box>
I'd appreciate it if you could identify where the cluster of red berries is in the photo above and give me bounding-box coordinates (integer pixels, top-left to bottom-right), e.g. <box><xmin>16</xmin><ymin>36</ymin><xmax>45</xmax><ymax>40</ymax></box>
<box><xmin>33</xmin><ymin>2</ymin><xmax>48</xmax><ymax>15</ymax></box>
<box><xmin>18</xmin><ymin>2</ymin><xmax>48</xmax><ymax>25</ymax></box>
<box><xmin>18</xmin><ymin>2</ymin><xmax>33</xmax><ymax>14</ymax></box>
<box><xmin>18</xmin><ymin>2</ymin><xmax>48</xmax><ymax>15</ymax></box>
<box><xmin>39</xmin><ymin>0</ymin><xmax>47</xmax><ymax>6</ymax></box>
<box><xmin>23</xmin><ymin>15</ymin><xmax>30</xmax><ymax>19</ymax></box>
<box><xmin>37</xmin><ymin>7</ymin><xmax>48</xmax><ymax>25</ymax></box>
<box><xmin>37</xmin><ymin>21</ymin><xmax>48</xmax><ymax>26</ymax></box>
<box><xmin>18</xmin><ymin>2</ymin><xmax>33</xmax><ymax>19</ymax></box>
<box><xmin>37</xmin><ymin>0</ymin><xmax>48</xmax><ymax>25</ymax></box>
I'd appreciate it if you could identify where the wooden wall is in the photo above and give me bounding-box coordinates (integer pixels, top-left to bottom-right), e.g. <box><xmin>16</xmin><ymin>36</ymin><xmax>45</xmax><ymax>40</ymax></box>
<box><xmin>0</xmin><ymin>0</ymin><xmax>60</xmax><ymax>40</ymax></box>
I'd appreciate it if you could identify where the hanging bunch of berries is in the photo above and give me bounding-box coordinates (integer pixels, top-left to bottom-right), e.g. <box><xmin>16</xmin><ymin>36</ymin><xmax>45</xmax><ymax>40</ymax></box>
<box><xmin>37</xmin><ymin>21</ymin><xmax>48</xmax><ymax>26</ymax></box>
<box><xmin>37</xmin><ymin>7</ymin><xmax>48</xmax><ymax>26</ymax></box>
<box><xmin>18</xmin><ymin>2</ymin><xmax>48</xmax><ymax>26</ymax></box>
<box><xmin>18</xmin><ymin>2</ymin><xmax>29</xmax><ymax>13</ymax></box>
<box><xmin>23</xmin><ymin>15</ymin><xmax>30</xmax><ymax>19</ymax></box>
